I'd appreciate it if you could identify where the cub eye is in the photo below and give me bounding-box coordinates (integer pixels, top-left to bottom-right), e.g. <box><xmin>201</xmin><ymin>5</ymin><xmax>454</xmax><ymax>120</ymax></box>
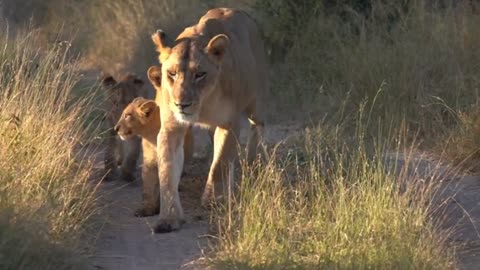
<box><xmin>124</xmin><ymin>114</ymin><xmax>132</xmax><ymax>121</ymax></box>
<box><xmin>194</xmin><ymin>72</ymin><xmax>206</xmax><ymax>81</ymax></box>
<box><xmin>167</xmin><ymin>70</ymin><xmax>176</xmax><ymax>79</ymax></box>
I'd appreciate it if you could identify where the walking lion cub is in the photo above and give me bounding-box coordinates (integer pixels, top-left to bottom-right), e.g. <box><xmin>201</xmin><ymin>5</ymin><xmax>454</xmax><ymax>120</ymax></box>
<box><xmin>114</xmin><ymin>96</ymin><xmax>193</xmax><ymax>217</ymax></box>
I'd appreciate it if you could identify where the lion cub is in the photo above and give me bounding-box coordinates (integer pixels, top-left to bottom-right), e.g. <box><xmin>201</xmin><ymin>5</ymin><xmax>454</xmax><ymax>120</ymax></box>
<box><xmin>115</xmin><ymin>97</ymin><xmax>193</xmax><ymax>217</ymax></box>
<box><xmin>102</xmin><ymin>74</ymin><xmax>147</xmax><ymax>182</ymax></box>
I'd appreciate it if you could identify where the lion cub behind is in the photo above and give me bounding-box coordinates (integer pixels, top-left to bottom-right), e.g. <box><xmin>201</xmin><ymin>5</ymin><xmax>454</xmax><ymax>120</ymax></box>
<box><xmin>102</xmin><ymin>74</ymin><xmax>146</xmax><ymax>182</ymax></box>
<box><xmin>115</xmin><ymin>97</ymin><xmax>193</xmax><ymax>217</ymax></box>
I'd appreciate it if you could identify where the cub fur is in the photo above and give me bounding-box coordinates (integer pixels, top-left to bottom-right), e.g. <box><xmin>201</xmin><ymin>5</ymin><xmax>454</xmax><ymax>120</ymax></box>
<box><xmin>102</xmin><ymin>73</ymin><xmax>146</xmax><ymax>182</ymax></box>
<box><xmin>150</xmin><ymin>8</ymin><xmax>267</xmax><ymax>232</ymax></box>
<box><xmin>115</xmin><ymin>96</ymin><xmax>194</xmax><ymax>217</ymax></box>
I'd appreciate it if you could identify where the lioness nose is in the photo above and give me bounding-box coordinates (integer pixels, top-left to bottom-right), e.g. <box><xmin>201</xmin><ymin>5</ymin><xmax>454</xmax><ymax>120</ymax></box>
<box><xmin>175</xmin><ymin>102</ymin><xmax>192</xmax><ymax>110</ymax></box>
<box><xmin>114</xmin><ymin>125</ymin><xmax>120</xmax><ymax>133</ymax></box>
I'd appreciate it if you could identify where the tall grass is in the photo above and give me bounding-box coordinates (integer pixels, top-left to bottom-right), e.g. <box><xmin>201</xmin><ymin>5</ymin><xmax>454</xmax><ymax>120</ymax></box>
<box><xmin>259</xmin><ymin>1</ymin><xmax>480</xmax><ymax>133</ymax></box>
<box><xmin>209</xmin><ymin>115</ymin><xmax>455</xmax><ymax>269</ymax></box>
<box><xmin>0</xmin><ymin>29</ymin><xmax>98</xmax><ymax>270</ymax></box>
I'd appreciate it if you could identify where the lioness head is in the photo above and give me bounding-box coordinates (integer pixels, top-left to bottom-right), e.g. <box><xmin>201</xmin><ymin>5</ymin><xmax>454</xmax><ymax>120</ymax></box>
<box><xmin>114</xmin><ymin>97</ymin><xmax>158</xmax><ymax>141</ymax></box>
<box><xmin>150</xmin><ymin>27</ymin><xmax>230</xmax><ymax>123</ymax></box>
<box><xmin>102</xmin><ymin>73</ymin><xmax>145</xmax><ymax>124</ymax></box>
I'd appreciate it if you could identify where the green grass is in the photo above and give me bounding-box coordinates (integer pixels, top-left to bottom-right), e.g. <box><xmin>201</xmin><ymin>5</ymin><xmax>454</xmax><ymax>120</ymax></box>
<box><xmin>0</xmin><ymin>28</ymin><xmax>99</xmax><ymax>270</ymax></box>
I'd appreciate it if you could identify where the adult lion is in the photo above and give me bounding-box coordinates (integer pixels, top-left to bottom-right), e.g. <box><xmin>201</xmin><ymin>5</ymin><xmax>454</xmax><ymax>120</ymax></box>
<box><xmin>150</xmin><ymin>8</ymin><xmax>267</xmax><ymax>232</ymax></box>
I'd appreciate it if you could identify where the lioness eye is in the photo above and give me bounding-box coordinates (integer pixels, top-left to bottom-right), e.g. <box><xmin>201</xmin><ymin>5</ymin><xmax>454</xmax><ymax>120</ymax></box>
<box><xmin>124</xmin><ymin>114</ymin><xmax>131</xmax><ymax>120</ymax></box>
<box><xmin>167</xmin><ymin>70</ymin><xmax>176</xmax><ymax>79</ymax></box>
<box><xmin>195</xmin><ymin>72</ymin><xmax>206</xmax><ymax>80</ymax></box>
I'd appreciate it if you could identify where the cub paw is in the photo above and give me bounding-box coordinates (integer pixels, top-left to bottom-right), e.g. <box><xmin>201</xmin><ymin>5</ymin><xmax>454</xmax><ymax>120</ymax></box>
<box><xmin>154</xmin><ymin>218</ymin><xmax>182</xmax><ymax>233</ymax></box>
<box><xmin>120</xmin><ymin>171</ymin><xmax>136</xmax><ymax>182</ymax></box>
<box><xmin>103</xmin><ymin>170</ymin><xmax>118</xmax><ymax>182</ymax></box>
<box><xmin>134</xmin><ymin>206</ymin><xmax>159</xmax><ymax>217</ymax></box>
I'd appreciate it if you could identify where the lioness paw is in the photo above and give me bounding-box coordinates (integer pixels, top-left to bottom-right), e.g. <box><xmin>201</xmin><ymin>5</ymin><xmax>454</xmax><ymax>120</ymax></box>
<box><xmin>154</xmin><ymin>219</ymin><xmax>181</xmax><ymax>233</ymax></box>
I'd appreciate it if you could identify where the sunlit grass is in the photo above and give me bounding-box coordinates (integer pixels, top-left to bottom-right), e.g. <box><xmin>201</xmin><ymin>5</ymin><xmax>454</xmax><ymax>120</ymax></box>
<box><xmin>209</xmin><ymin>117</ymin><xmax>456</xmax><ymax>270</ymax></box>
<box><xmin>0</xmin><ymin>29</ymin><xmax>99</xmax><ymax>270</ymax></box>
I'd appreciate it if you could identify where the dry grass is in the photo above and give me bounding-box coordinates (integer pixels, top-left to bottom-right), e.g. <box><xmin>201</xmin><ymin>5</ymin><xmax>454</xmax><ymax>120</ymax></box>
<box><xmin>0</xmin><ymin>28</ymin><xmax>99</xmax><ymax>270</ymax></box>
<box><xmin>1</xmin><ymin>1</ymin><xmax>479</xmax><ymax>269</ymax></box>
<box><xmin>439</xmin><ymin>103</ymin><xmax>480</xmax><ymax>172</ymax></box>
<box><xmin>209</xmin><ymin>116</ymin><xmax>456</xmax><ymax>269</ymax></box>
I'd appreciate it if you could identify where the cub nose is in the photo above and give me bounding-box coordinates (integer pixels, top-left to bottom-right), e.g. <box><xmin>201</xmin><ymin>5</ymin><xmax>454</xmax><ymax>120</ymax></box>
<box><xmin>114</xmin><ymin>125</ymin><xmax>120</xmax><ymax>133</ymax></box>
<box><xmin>175</xmin><ymin>102</ymin><xmax>192</xmax><ymax>110</ymax></box>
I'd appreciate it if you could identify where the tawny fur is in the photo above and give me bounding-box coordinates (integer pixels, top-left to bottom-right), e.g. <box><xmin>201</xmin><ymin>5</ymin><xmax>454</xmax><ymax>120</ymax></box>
<box><xmin>114</xmin><ymin>97</ymin><xmax>194</xmax><ymax>217</ymax></box>
<box><xmin>102</xmin><ymin>73</ymin><xmax>147</xmax><ymax>182</ymax></box>
<box><xmin>150</xmin><ymin>8</ymin><xmax>267</xmax><ymax>232</ymax></box>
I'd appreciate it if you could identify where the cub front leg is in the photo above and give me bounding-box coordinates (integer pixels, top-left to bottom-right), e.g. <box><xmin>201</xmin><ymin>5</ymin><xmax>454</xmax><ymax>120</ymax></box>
<box><xmin>104</xmin><ymin>128</ymin><xmax>119</xmax><ymax>181</ymax></box>
<box><xmin>201</xmin><ymin>121</ymin><xmax>240</xmax><ymax>207</ymax></box>
<box><xmin>155</xmin><ymin>127</ymin><xmax>186</xmax><ymax>233</ymax></box>
<box><xmin>135</xmin><ymin>162</ymin><xmax>160</xmax><ymax>217</ymax></box>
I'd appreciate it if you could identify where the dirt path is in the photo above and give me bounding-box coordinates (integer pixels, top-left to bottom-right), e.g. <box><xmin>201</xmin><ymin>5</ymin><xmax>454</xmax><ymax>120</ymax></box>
<box><xmin>386</xmin><ymin>153</ymin><xmax>480</xmax><ymax>270</ymax></box>
<box><xmin>87</xmin><ymin>122</ymin><xmax>302</xmax><ymax>270</ymax></box>
<box><xmin>437</xmin><ymin>175</ymin><xmax>480</xmax><ymax>270</ymax></box>
<box><xmin>88</xmin><ymin>180</ymin><xmax>209</xmax><ymax>270</ymax></box>
<box><xmin>86</xmin><ymin>123</ymin><xmax>480</xmax><ymax>270</ymax></box>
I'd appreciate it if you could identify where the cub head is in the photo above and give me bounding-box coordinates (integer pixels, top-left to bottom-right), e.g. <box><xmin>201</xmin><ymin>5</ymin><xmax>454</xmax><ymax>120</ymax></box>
<box><xmin>114</xmin><ymin>97</ymin><xmax>158</xmax><ymax>140</ymax></box>
<box><xmin>151</xmin><ymin>26</ymin><xmax>230</xmax><ymax>123</ymax></box>
<box><xmin>101</xmin><ymin>73</ymin><xmax>145</xmax><ymax>123</ymax></box>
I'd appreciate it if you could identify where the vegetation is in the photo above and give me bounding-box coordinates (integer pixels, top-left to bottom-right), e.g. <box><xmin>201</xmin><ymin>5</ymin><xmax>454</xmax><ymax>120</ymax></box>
<box><xmin>0</xmin><ymin>29</ymin><xmax>98</xmax><ymax>269</ymax></box>
<box><xmin>211</xmin><ymin>117</ymin><xmax>455</xmax><ymax>269</ymax></box>
<box><xmin>2</xmin><ymin>0</ymin><xmax>479</xmax><ymax>269</ymax></box>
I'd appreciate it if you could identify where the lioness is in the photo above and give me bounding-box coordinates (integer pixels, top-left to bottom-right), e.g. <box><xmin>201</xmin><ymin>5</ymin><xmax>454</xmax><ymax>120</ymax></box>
<box><xmin>150</xmin><ymin>8</ymin><xmax>267</xmax><ymax>232</ymax></box>
<box><xmin>102</xmin><ymin>73</ymin><xmax>146</xmax><ymax>182</ymax></box>
<box><xmin>114</xmin><ymin>96</ymin><xmax>194</xmax><ymax>217</ymax></box>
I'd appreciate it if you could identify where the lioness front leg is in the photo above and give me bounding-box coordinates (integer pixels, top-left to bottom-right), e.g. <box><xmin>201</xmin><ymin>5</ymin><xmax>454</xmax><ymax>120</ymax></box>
<box><xmin>201</xmin><ymin>122</ymin><xmax>240</xmax><ymax>207</ymax></box>
<box><xmin>155</xmin><ymin>127</ymin><xmax>186</xmax><ymax>233</ymax></box>
<box><xmin>120</xmin><ymin>136</ymin><xmax>140</xmax><ymax>182</ymax></box>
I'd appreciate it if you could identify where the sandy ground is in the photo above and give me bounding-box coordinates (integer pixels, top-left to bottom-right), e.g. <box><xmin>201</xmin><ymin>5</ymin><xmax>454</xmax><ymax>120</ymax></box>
<box><xmin>86</xmin><ymin>123</ymin><xmax>480</xmax><ymax>270</ymax></box>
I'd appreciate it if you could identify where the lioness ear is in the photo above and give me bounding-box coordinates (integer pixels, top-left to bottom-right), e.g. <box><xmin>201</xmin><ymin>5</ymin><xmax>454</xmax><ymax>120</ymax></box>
<box><xmin>147</xmin><ymin>66</ymin><xmax>162</xmax><ymax>88</ymax></box>
<box><xmin>206</xmin><ymin>34</ymin><xmax>229</xmax><ymax>62</ymax></box>
<box><xmin>139</xmin><ymin>100</ymin><xmax>157</xmax><ymax>118</ymax></box>
<box><xmin>101</xmin><ymin>74</ymin><xmax>117</xmax><ymax>88</ymax></box>
<box><xmin>151</xmin><ymin>30</ymin><xmax>171</xmax><ymax>63</ymax></box>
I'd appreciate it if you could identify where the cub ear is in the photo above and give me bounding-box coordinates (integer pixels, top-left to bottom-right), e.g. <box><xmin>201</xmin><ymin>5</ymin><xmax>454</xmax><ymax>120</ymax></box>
<box><xmin>206</xmin><ymin>34</ymin><xmax>229</xmax><ymax>62</ymax></box>
<box><xmin>133</xmin><ymin>77</ymin><xmax>144</xmax><ymax>86</ymax></box>
<box><xmin>139</xmin><ymin>100</ymin><xmax>157</xmax><ymax>118</ymax></box>
<box><xmin>151</xmin><ymin>29</ymin><xmax>171</xmax><ymax>63</ymax></box>
<box><xmin>101</xmin><ymin>73</ymin><xmax>117</xmax><ymax>88</ymax></box>
<box><xmin>122</xmin><ymin>74</ymin><xmax>144</xmax><ymax>87</ymax></box>
<box><xmin>147</xmin><ymin>66</ymin><xmax>162</xmax><ymax>88</ymax></box>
